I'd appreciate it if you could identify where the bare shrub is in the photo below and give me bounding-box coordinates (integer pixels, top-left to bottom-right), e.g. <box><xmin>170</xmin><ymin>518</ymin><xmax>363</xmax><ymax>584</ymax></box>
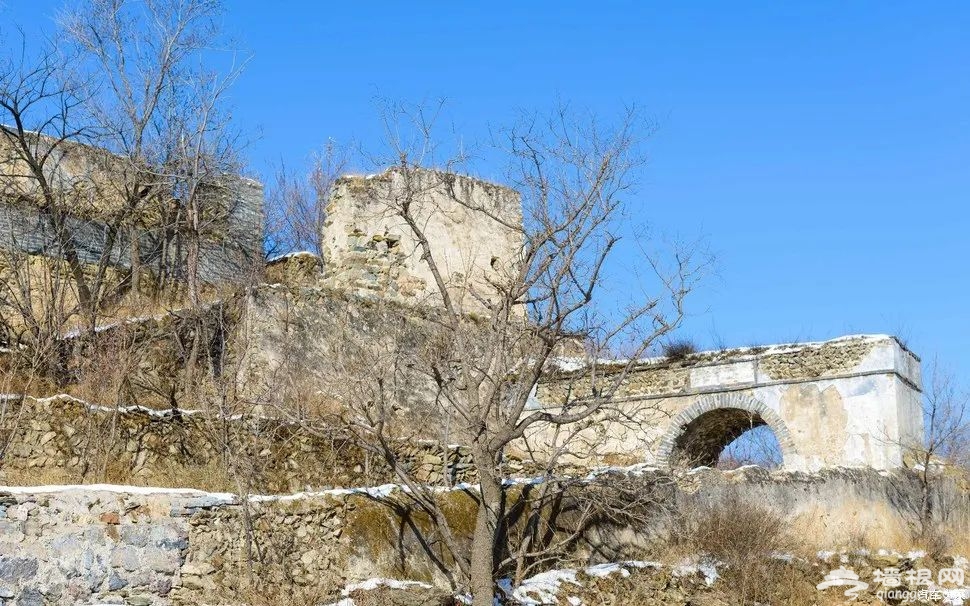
<box><xmin>889</xmin><ymin>359</ymin><xmax>970</xmax><ymax>546</ymax></box>
<box><xmin>673</xmin><ymin>493</ymin><xmax>807</xmax><ymax>604</ymax></box>
<box><xmin>685</xmin><ymin>496</ymin><xmax>789</xmax><ymax>560</ymax></box>
<box><xmin>662</xmin><ymin>338</ymin><xmax>698</xmax><ymax>361</ymax></box>
<box><xmin>71</xmin><ymin>330</ymin><xmax>141</xmax><ymax>405</ymax></box>
<box><xmin>227</xmin><ymin>584</ymin><xmax>336</xmax><ymax>606</ymax></box>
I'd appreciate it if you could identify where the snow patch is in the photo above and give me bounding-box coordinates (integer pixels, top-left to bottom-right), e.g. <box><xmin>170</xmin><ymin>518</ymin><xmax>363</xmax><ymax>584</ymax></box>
<box><xmin>0</xmin><ymin>483</ymin><xmax>235</xmax><ymax>501</ymax></box>
<box><xmin>342</xmin><ymin>578</ymin><xmax>433</xmax><ymax>595</ymax></box>
<box><xmin>582</xmin><ymin>463</ymin><xmax>660</xmax><ymax>480</ymax></box>
<box><xmin>512</xmin><ymin>560</ymin><xmax>662</xmax><ymax>604</ymax></box>
<box><xmin>548</xmin><ymin>357</ymin><xmax>587</xmax><ymax>372</ymax></box>
<box><xmin>584</xmin><ymin>563</ymin><xmax>629</xmax><ymax>578</ymax></box>
<box><xmin>673</xmin><ymin>559</ymin><xmax>719</xmax><ymax>586</ymax></box>
<box><xmin>267</xmin><ymin>250</ymin><xmax>320</xmax><ymax>264</ymax></box>
<box><xmin>513</xmin><ymin>568</ymin><xmax>580</xmax><ymax>605</ymax></box>
<box><xmin>30</xmin><ymin>392</ymin><xmax>293</xmax><ymax>424</ymax></box>
<box><xmin>61</xmin><ymin>315</ymin><xmax>153</xmax><ymax>340</ymax></box>
<box><xmin>61</xmin><ymin>300</ymin><xmax>223</xmax><ymax>339</ymax></box>
<box><xmin>943</xmin><ymin>588</ymin><xmax>970</xmax><ymax>606</ymax></box>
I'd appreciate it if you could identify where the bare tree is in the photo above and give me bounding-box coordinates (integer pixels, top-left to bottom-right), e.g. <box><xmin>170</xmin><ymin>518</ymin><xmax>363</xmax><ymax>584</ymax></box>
<box><xmin>271</xmin><ymin>103</ymin><xmax>709</xmax><ymax>604</ymax></box>
<box><xmin>903</xmin><ymin>358</ymin><xmax>970</xmax><ymax>540</ymax></box>
<box><xmin>55</xmin><ymin>0</ymin><xmax>249</xmax><ymax>421</ymax></box>
<box><xmin>266</xmin><ymin>139</ymin><xmax>348</xmax><ymax>258</ymax></box>
<box><xmin>0</xmin><ymin>0</ymin><xmax>246</xmax><ymax>361</ymax></box>
<box><xmin>166</xmin><ymin>69</ymin><xmax>247</xmax><ymax>307</ymax></box>
<box><xmin>0</xmin><ymin>35</ymin><xmax>103</xmax><ymax>374</ymax></box>
<box><xmin>62</xmin><ymin>0</ymin><xmax>247</xmax><ymax>308</ymax></box>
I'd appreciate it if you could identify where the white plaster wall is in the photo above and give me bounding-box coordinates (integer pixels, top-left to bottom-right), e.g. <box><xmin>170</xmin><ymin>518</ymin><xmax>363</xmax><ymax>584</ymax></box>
<box><xmin>894</xmin><ymin>341</ymin><xmax>923</xmax><ymax>387</ymax></box>
<box><xmin>853</xmin><ymin>337</ymin><xmax>898</xmax><ymax>375</ymax></box>
<box><xmin>690</xmin><ymin>360</ymin><xmax>756</xmax><ymax>389</ymax></box>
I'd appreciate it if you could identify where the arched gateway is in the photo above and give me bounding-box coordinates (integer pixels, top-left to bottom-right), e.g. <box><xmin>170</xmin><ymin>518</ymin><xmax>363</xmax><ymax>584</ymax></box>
<box><xmin>654</xmin><ymin>393</ymin><xmax>797</xmax><ymax>468</ymax></box>
<box><xmin>533</xmin><ymin>335</ymin><xmax>924</xmax><ymax>472</ymax></box>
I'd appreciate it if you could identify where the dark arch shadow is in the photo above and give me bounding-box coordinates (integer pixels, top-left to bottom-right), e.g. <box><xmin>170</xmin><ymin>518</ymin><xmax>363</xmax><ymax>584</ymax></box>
<box><xmin>655</xmin><ymin>393</ymin><xmax>798</xmax><ymax>468</ymax></box>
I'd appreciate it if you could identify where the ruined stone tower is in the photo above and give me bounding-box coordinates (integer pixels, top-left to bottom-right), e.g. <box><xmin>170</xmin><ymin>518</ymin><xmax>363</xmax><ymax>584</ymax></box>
<box><xmin>321</xmin><ymin>167</ymin><xmax>523</xmax><ymax>312</ymax></box>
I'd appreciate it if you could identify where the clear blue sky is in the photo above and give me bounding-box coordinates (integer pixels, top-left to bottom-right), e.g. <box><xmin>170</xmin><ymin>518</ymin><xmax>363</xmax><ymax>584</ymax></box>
<box><xmin>4</xmin><ymin>1</ymin><xmax>969</xmax><ymax>380</ymax></box>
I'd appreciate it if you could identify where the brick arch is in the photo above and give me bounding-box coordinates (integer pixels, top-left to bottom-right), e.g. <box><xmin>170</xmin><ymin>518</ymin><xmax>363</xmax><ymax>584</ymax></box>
<box><xmin>655</xmin><ymin>393</ymin><xmax>797</xmax><ymax>468</ymax></box>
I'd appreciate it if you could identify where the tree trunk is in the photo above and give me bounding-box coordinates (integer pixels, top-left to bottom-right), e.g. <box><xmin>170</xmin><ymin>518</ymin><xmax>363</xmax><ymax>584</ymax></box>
<box><xmin>920</xmin><ymin>465</ymin><xmax>933</xmax><ymax>538</ymax></box>
<box><xmin>129</xmin><ymin>224</ymin><xmax>142</xmax><ymax>299</ymax></box>
<box><xmin>49</xmin><ymin>212</ymin><xmax>95</xmax><ymax>330</ymax></box>
<box><xmin>187</xmin><ymin>234</ymin><xmax>201</xmax><ymax>308</ymax></box>
<box><xmin>470</xmin><ymin>454</ymin><xmax>502</xmax><ymax>606</ymax></box>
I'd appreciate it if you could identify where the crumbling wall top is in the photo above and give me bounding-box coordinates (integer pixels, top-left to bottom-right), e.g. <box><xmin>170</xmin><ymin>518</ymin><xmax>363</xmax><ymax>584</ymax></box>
<box><xmin>321</xmin><ymin>167</ymin><xmax>524</xmax><ymax>312</ymax></box>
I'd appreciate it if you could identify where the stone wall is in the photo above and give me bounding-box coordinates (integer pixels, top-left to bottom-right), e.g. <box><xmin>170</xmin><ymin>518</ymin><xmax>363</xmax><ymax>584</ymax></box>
<box><xmin>0</xmin><ymin>395</ymin><xmax>476</xmax><ymax>494</ymax></box>
<box><xmin>0</xmin><ymin>283</ymin><xmax>484</xmax><ymax>492</ymax></box>
<box><xmin>0</xmin><ymin>484</ymin><xmax>444</xmax><ymax>606</ymax></box>
<box><xmin>0</xmin><ymin>176</ymin><xmax>263</xmax><ymax>286</ymax></box>
<box><xmin>27</xmin><ymin>279</ymin><xmax>927</xmax><ymax>478</ymax></box>
<box><xmin>0</xmin><ymin>467</ymin><xmax>966</xmax><ymax>605</ymax></box>
<box><xmin>322</xmin><ymin>168</ymin><xmax>523</xmax><ymax>313</ymax></box>
<box><xmin>238</xmin><ymin>282</ymin><xmax>437</xmax><ymax>404</ymax></box>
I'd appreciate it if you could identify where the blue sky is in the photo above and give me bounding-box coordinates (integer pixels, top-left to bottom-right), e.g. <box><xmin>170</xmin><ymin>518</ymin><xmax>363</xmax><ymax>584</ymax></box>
<box><xmin>4</xmin><ymin>1</ymin><xmax>969</xmax><ymax>380</ymax></box>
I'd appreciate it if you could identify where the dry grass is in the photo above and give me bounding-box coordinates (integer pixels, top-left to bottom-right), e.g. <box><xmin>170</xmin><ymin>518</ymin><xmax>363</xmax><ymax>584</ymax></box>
<box><xmin>788</xmin><ymin>493</ymin><xmax>970</xmax><ymax>561</ymax></box>
<box><xmin>136</xmin><ymin>459</ymin><xmax>236</xmax><ymax>492</ymax></box>
<box><xmin>1</xmin><ymin>466</ymin><xmax>76</xmax><ymax>486</ymax></box>
<box><xmin>668</xmin><ymin>494</ymin><xmax>817</xmax><ymax>605</ymax></box>
<box><xmin>943</xmin><ymin>504</ymin><xmax>970</xmax><ymax>556</ymax></box>
<box><xmin>0</xmin><ymin>357</ymin><xmax>59</xmax><ymax>397</ymax></box>
<box><xmin>220</xmin><ymin>582</ymin><xmax>337</xmax><ymax>606</ymax></box>
<box><xmin>788</xmin><ymin>501</ymin><xmax>914</xmax><ymax>555</ymax></box>
<box><xmin>1</xmin><ymin>458</ymin><xmax>234</xmax><ymax>492</ymax></box>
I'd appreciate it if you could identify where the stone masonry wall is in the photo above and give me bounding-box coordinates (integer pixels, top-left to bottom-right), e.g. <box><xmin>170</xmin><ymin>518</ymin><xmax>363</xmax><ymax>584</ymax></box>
<box><xmin>538</xmin><ymin>337</ymin><xmax>888</xmax><ymax>404</ymax></box>
<box><xmin>0</xmin><ymin>467</ymin><xmax>966</xmax><ymax>605</ymax></box>
<box><xmin>0</xmin><ymin>176</ymin><xmax>263</xmax><ymax>285</ymax></box>
<box><xmin>0</xmin><ymin>395</ymin><xmax>476</xmax><ymax>494</ymax></box>
<box><xmin>0</xmin><ymin>485</ymin><xmax>433</xmax><ymax>606</ymax></box>
<box><xmin>322</xmin><ymin>168</ymin><xmax>523</xmax><ymax>313</ymax></box>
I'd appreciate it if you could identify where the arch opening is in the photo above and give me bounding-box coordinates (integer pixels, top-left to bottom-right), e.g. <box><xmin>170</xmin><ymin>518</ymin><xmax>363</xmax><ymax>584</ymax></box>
<box><xmin>717</xmin><ymin>424</ymin><xmax>783</xmax><ymax>470</ymax></box>
<box><xmin>669</xmin><ymin>407</ymin><xmax>774</xmax><ymax>467</ymax></box>
<box><xmin>656</xmin><ymin>394</ymin><xmax>798</xmax><ymax>470</ymax></box>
